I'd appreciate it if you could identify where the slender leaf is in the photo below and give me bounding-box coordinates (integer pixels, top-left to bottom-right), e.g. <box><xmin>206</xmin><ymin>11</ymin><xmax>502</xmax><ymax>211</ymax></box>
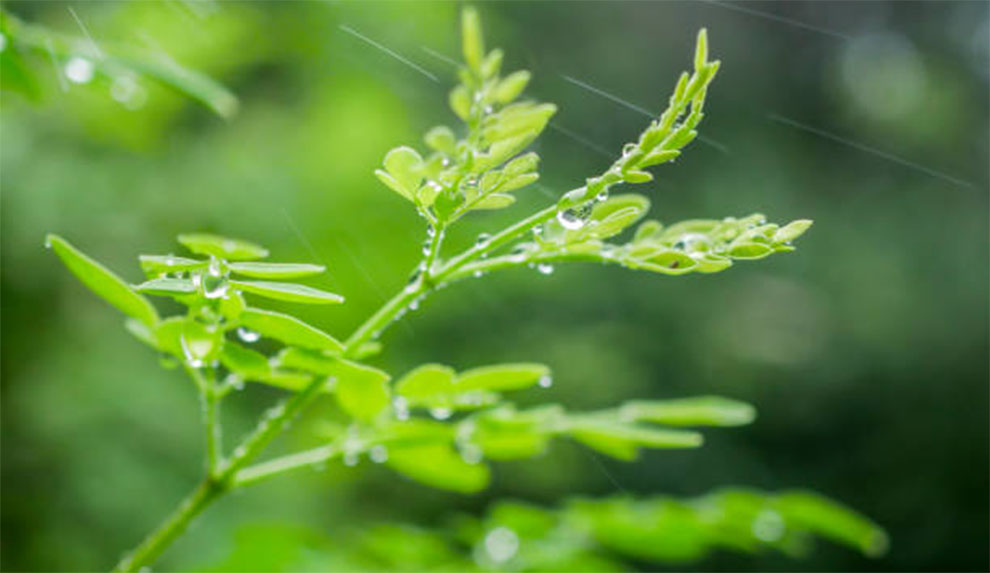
<box><xmin>387</xmin><ymin>443</ymin><xmax>490</xmax><ymax>493</ymax></box>
<box><xmin>177</xmin><ymin>233</ymin><xmax>268</xmax><ymax>261</ymax></box>
<box><xmin>239</xmin><ymin>308</ymin><xmax>344</xmax><ymax>353</ymax></box>
<box><xmin>232</xmin><ymin>281</ymin><xmax>344</xmax><ymax>304</ymax></box>
<box><xmin>228</xmin><ymin>262</ymin><xmax>326</xmax><ymax>279</ymax></box>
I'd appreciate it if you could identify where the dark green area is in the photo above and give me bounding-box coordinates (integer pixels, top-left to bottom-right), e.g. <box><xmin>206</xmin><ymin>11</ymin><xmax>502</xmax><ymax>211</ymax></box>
<box><xmin>2</xmin><ymin>1</ymin><xmax>987</xmax><ymax>571</ymax></box>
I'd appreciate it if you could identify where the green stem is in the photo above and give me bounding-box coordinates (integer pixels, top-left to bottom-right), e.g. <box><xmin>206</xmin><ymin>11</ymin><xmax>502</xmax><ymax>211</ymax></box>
<box><xmin>233</xmin><ymin>445</ymin><xmax>339</xmax><ymax>488</ymax></box>
<box><xmin>191</xmin><ymin>367</ymin><xmax>222</xmax><ymax>477</ymax></box>
<box><xmin>112</xmin><ymin>478</ymin><xmax>225</xmax><ymax>573</ymax></box>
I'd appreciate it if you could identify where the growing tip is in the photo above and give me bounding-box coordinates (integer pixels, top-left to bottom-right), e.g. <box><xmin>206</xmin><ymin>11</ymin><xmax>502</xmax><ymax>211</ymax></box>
<box><xmin>694</xmin><ymin>28</ymin><xmax>709</xmax><ymax>70</ymax></box>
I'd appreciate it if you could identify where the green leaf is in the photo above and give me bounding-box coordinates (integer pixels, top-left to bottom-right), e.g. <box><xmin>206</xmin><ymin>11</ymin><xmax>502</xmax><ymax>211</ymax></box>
<box><xmin>220</xmin><ymin>341</ymin><xmax>271</xmax><ymax>380</ymax></box>
<box><xmin>568</xmin><ymin>420</ymin><xmax>703</xmax><ymax>461</ymax></box>
<box><xmin>227</xmin><ymin>262</ymin><xmax>326</xmax><ymax>279</ymax></box>
<box><xmin>424</xmin><ymin>126</ymin><xmax>457</xmax><ymax>153</ymax></box>
<box><xmin>278</xmin><ymin>348</ymin><xmax>390</xmax><ymax>388</ymax></box>
<box><xmin>694</xmin><ymin>28</ymin><xmax>709</xmax><ymax>70</ymax></box>
<box><xmin>382</xmin><ymin>146</ymin><xmax>425</xmax><ymax>198</ymax></box>
<box><xmin>46</xmin><ymin>234</ymin><xmax>159</xmax><ymax>328</ymax></box>
<box><xmin>640</xmin><ymin>149</ymin><xmax>681</xmax><ymax>168</ymax></box>
<box><xmin>239</xmin><ymin>308</ymin><xmax>344</xmax><ymax>353</ymax></box>
<box><xmin>133</xmin><ymin>277</ymin><xmax>197</xmax><ymax>296</ymax></box>
<box><xmin>727</xmin><ymin>243</ymin><xmax>774</xmax><ymax>260</ymax></box>
<box><xmin>493</xmin><ymin>70</ymin><xmax>531</xmax><ymax>104</ymax></box>
<box><xmin>387</xmin><ymin>443</ymin><xmax>490</xmax><ymax>493</ymax></box>
<box><xmin>177</xmin><ymin>233</ymin><xmax>268</xmax><ymax>261</ymax></box>
<box><xmin>620</xmin><ymin>396</ymin><xmax>756</xmax><ymax>427</ymax></box>
<box><xmin>773</xmin><ymin>219</ymin><xmax>814</xmax><ymax>244</ymax></box>
<box><xmin>178</xmin><ymin>319</ymin><xmax>222</xmax><ymax>367</ymax></box>
<box><xmin>456</xmin><ymin>363</ymin><xmax>550</xmax><ymax>392</ymax></box>
<box><xmin>460</xmin><ymin>7</ymin><xmax>485</xmax><ymax>75</ymax></box>
<box><xmin>109</xmin><ymin>54</ymin><xmax>239</xmax><ymax>119</ymax></box>
<box><xmin>231</xmin><ymin>280</ymin><xmax>344</xmax><ymax>304</ymax></box>
<box><xmin>473</xmin><ymin>193</ymin><xmax>515</xmax><ymax>209</ymax></box>
<box><xmin>124</xmin><ymin>318</ymin><xmax>157</xmax><ymax>350</ymax></box>
<box><xmin>138</xmin><ymin>255</ymin><xmax>204</xmax><ymax>277</ymax></box>
<box><xmin>775</xmin><ymin>491</ymin><xmax>889</xmax><ymax>557</ymax></box>
<box><xmin>449</xmin><ymin>85</ymin><xmax>473</xmax><ymax>121</ymax></box>
<box><xmin>337</xmin><ymin>372</ymin><xmax>391</xmax><ymax>422</ymax></box>
<box><xmin>396</xmin><ymin>364</ymin><xmax>457</xmax><ymax>399</ymax></box>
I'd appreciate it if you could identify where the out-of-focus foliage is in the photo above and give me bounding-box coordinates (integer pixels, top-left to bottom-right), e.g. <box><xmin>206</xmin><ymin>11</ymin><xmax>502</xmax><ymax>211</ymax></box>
<box><xmin>2</xmin><ymin>1</ymin><xmax>987</xmax><ymax>572</ymax></box>
<box><xmin>205</xmin><ymin>489</ymin><xmax>887</xmax><ymax>572</ymax></box>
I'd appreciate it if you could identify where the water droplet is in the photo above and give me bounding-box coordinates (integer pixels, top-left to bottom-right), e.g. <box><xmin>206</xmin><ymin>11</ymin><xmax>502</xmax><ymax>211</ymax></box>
<box><xmin>484</xmin><ymin>527</ymin><xmax>519</xmax><ymax>564</ymax></box>
<box><xmin>538</xmin><ymin>374</ymin><xmax>553</xmax><ymax>388</ymax></box>
<box><xmin>179</xmin><ymin>333</ymin><xmax>206</xmax><ymax>368</ymax></box>
<box><xmin>536</xmin><ymin>263</ymin><xmax>554</xmax><ymax>275</ymax></box>
<box><xmin>44</xmin><ymin>236</ymin><xmax>52</xmax><ymax>249</ymax></box>
<box><xmin>233</xmin><ymin>446</ymin><xmax>247</xmax><ymax>458</ymax></box>
<box><xmin>236</xmin><ymin>327</ymin><xmax>260</xmax><ymax>343</ymax></box>
<box><xmin>751</xmin><ymin>509</ymin><xmax>786</xmax><ymax>542</ymax></box>
<box><xmin>202</xmin><ymin>259</ymin><xmax>229</xmax><ymax>299</ymax></box>
<box><xmin>483</xmin><ymin>105</ymin><xmax>494</xmax><ymax>114</ymax></box>
<box><xmin>110</xmin><ymin>76</ymin><xmax>147</xmax><ymax>110</ymax></box>
<box><xmin>621</xmin><ymin>142</ymin><xmax>637</xmax><ymax>156</ymax></box>
<box><xmin>475</xmin><ymin>233</ymin><xmax>492</xmax><ymax>248</ymax></box>
<box><xmin>231</xmin><ymin>376</ymin><xmax>245</xmax><ymax>391</ymax></box>
<box><xmin>473</xmin><ymin>270</ymin><xmax>484</xmax><ymax>278</ymax></box>
<box><xmin>430</xmin><ymin>407</ymin><xmax>452</xmax><ymax>420</ymax></box>
<box><xmin>191</xmin><ymin>273</ymin><xmax>203</xmax><ymax>289</ymax></box>
<box><xmin>422</xmin><ymin>239</ymin><xmax>432</xmax><ymax>256</ymax></box>
<box><xmin>557</xmin><ymin>209</ymin><xmax>586</xmax><ymax>230</ymax></box>
<box><xmin>441</xmin><ymin>157</ymin><xmax>451</xmax><ymax>167</ymax></box>
<box><xmin>343</xmin><ymin>451</ymin><xmax>360</xmax><ymax>467</ymax></box>
<box><xmin>369</xmin><ymin>445</ymin><xmax>389</xmax><ymax>463</ymax></box>
<box><xmin>673</xmin><ymin>233</ymin><xmax>711</xmax><ymax>254</ymax></box>
<box><xmin>408</xmin><ymin>298</ymin><xmax>420</xmax><ymax>311</ymax></box>
<box><xmin>64</xmin><ymin>56</ymin><xmax>94</xmax><ymax>84</ymax></box>
<box><xmin>393</xmin><ymin>397</ymin><xmax>410</xmax><ymax>421</ymax></box>
<box><xmin>596</xmin><ymin>190</ymin><xmax>609</xmax><ymax>202</ymax></box>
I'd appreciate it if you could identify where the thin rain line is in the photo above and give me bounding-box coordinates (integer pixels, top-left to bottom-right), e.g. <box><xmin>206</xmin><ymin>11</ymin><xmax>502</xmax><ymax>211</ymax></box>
<box><xmin>280</xmin><ymin>208</ymin><xmax>338</xmax><ymax>288</ymax></box>
<box><xmin>577</xmin><ymin>444</ymin><xmax>630</xmax><ymax>494</ymax></box>
<box><xmin>561</xmin><ymin>74</ymin><xmax>730</xmax><ymax>155</ymax></box>
<box><xmin>767</xmin><ymin>113</ymin><xmax>975</xmax><ymax>190</ymax></box>
<box><xmin>696</xmin><ymin>0</ymin><xmax>852</xmax><ymax>41</ymax></box>
<box><xmin>67</xmin><ymin>6</ymin><xmax>104</xmax><ymax>59</ymax></box>
<box><xmin>45</xmin><ymin>37</ymin><xmax>68</xmax><ymax>92</ymax></box>
<box><xmin>339</xmin><ymin>25</ymin><xmax>439</xmax><ymax>83</ymax></box>
<box><xmin>328</xmin><ymin>233</ymin><xmax>390</xmax><ymax>303</ymax></box>
<box><xmin>548</xmin><ymin>122</ymin><xmax>615</xmax><ymax>159</ymax></box>
<box><xmin>420</xmin><ymin>46</ymin><xmax>459</xmax><ymax>68</ymax></box>
<box><xmin>533</xmin><ymin>183</ymin><xmax>559</xmax><ymax>201</ymax></box>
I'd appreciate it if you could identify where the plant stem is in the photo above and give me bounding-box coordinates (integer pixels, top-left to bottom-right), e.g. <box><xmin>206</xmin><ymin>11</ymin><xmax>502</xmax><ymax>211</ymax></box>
<box><xmin>113</xmin><ymin>196</ymin><xmax>563</xmax><ymax>572</ymax></box>
<box><xmin>191</xmin><ymin>367</ymin><xmax>222</xmax><ymax>477</ymax></box>
<box><xmin>112</xmin><ymin>478</ymin><xmax>225</xmax><ymax>573</ymax></box>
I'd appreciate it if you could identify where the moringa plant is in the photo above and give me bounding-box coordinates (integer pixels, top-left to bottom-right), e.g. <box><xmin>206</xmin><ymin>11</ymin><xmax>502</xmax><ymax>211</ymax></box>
<box><xmin>46</xmin><ymin>8</ymin><xmax>886</xmax><ymax>572</ymax></box>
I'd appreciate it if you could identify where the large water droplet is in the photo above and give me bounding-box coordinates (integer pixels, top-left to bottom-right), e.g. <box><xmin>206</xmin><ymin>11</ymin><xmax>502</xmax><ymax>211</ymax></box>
<box><xmin>751</xmin><ymin>509</ymin><xmax>786</xmax><ymax>542</ymax></box>
<box><xmin>430</xmin><ymin>407</ymin><xmax>452</xmax><ymax>420</ymax></box>
<box><xmin>393</xmin><ymin>397</ymin><xmax>410</xmax><ymax>421</ymax></box>
<box><xmin>369</xmin><ymin>445</ymin><xmax>389</xmax><ymax>464</ymax></box>
<box><xmin>484</xmin><ymin>527</ymin><xmax>519</xmax><ymax>564</ymax></box>
<box><xmin>64</xmin><ymin>56</ymin><xmax>94</xmax><ymax>84</ymax></box>
<box><xmin>202</xmin><ymin>258</ymin><xmax>229</xmax><ymax>299</ymax></box>
<box><xmin>236</xmin><ymin>327</ymin><xmax>260</xmax><ymax>343</ymax></box>
<box><xmin>557</xmin><ymin>208</ymin><xmax>587</xmax><ymax>230</ymax></box>
<box><xmin>536</xmin><ymin>263</ymin><xmax>554</xmax><ymax>275</ymax></box>
<box><xmin>180</xmin><ymin>333</ymin><xmax>207</xmax><ymax>368</ymax></box>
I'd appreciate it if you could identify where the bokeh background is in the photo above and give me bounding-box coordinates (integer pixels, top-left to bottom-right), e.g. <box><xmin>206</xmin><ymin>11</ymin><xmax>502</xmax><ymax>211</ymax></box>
<box><xmin>2</xmin><ymin>1</ymin><xmax>987</xmax><ymax>571</ymax></box>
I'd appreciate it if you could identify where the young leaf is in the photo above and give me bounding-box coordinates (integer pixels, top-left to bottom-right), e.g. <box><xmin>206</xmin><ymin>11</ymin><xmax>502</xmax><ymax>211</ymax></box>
<box><xmin>231</xmin><ymin>281</ymin><xmax>344</xmax><ymax>304</ymax></box>
<box><xmin>387</xmin><ymin>443</ymin><xmax>490</xmax><ymax>493</ymax></box>
<box><xmin>460</xmin><ymin>7</ymin><xmax>485</xmax><ymax>75</ymax></box>
<box><xmin>473</xmin><ymin>193</ymin><xmax>516</xmax><ymax>209</ymax></box>
<box><xmin>277</xmin><ymin>348</ymin><xmax>390</xmax><ymax>388</ymax></box>
<box><xmin>396</xmin><ymin>364</ymin><xmax>457</xmax><ymax>399</ymax></box>
<box><xmin>456</xmin><ymin>363</ymin><xmax>551</xmax><ymax>392</ymax></box>
<box><xmin>177</xmin><ymin>233</ymin><xmax>269</xmax><ymax>261</ymax></box>
<box><xmin>227</xmin><ymin>262</ymin><xmax>326</xmax><ymax>279</ymax></box>
<box><xmin>239</xmin><ymin>308</ymin><xmax>344</xmax><ymax>353</ymax></box>
<box><xmin>382</xmin><ymin>147</ymin><xmax>424</xmax><ymax>198</ymax></box>
<box><xmin>337</xmin><ymin>373</ymin><xmax>391</xmax><ymax>422</ymax></box>
<box><xmin>620</xmin><ymin>396</ymin><xmax>756</xmax><ymax>427</ymax></box>
<box><xmin>220</xmin><ymin>341</ymin><xmax>272</xmax><ymax>380</ymax></box>
<box><xmin>568</xmin><ymin>420</ymin><xmax>703</xmax><ymax>461</ymax></box>
<box><xmin>46</xmin><ymin>234</ymin><xmax>159</xmax><ymax>328</ymax></box>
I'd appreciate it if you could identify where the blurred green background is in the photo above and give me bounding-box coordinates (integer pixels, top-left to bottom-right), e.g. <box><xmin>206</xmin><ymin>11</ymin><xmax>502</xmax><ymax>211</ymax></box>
<box><xmin>2</xmin><ymin>1</ymin><xmax>987</xmax><ymax>571</ymax></box>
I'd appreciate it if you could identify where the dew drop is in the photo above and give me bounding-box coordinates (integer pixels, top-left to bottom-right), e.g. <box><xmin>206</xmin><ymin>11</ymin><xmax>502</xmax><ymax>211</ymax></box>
<box><xmin>393</xmin><ymin>397</ymin><xmax>410</xmax><ymax>421</ymax></box>
<box><xmin>179</xmin><ymin>333</ymin><xmax>206</xmax><ymax>368</ymax></box>
<box><xmin>230</xmin><ymin>376</ymin><xmax>245</xmax><ymax>391</ymax></box>
<box><xmin>408</xmin><ymin>298</ymin><xmax>420</xmax><ymax>311</ymax></box>
<box><xmin>473</xmin><ymin>270</ymin><xmax>484</xmax><ymax>278</ymax></box>
<box><xmin>751</xmin><ymin>509</ymin><xmax>786</xmax><ymax>542</ymax></box>
<box><xmin>236</xmin><ymin>327</ymin><xmax>260</xmax><ymax>343</ymax></box>
<box><xmin>459</xmin><ymin>443</ymin><xmax>483</xmax><ymax>465</ymax></box>
<box><xmin>429</xmin><ymin>407</ymin><xmax>452</xmax><ymax>420</ymax></box>
<box><xmin>475</xmin><ymin>233</ymin><xmax>492</xmax><ymax>248</ymax></box>
<box><xmin>484</xmin><ymin>527</ymin><xmax>519</xmax><ymax>564</ymax></box>
<box><xmin>343</xmin><ymin>451</ymin><xmax>360</xmax><ymax>467</ymax></box>
<box><xmin>538</xmin><ymin>374</ymin><xmax>553</xmax><ymax>388</ymax></box>
<box><xmin>64</xmin><ymin>56</ymin><xmax>94</xmax><ymax>84</ymax></box>
<box><xmin>44</xmin><ymin>236</ymin><xmax>52</xmax><ymax>249</ymax></box>
<box><xmin>596</xmin><ymin>190</ymin><xmax>609</xmax><ymax>202</ymax></box>
<box><xmin>556</xmin><ymin>208</ymin><xmax>586</xmax><ymax>230</ymax></box>
<box><xmin>369</xmin><ymin>445</ymin><xmax>389</xmax><ymax>464</ymax></box>
<box><xmin>536</xmin><ymin>263</ymin><xmax>554</xmax><ymax>275</ymax></box>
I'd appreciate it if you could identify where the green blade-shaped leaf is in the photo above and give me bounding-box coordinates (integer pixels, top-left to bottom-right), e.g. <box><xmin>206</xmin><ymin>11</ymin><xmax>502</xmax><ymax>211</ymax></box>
<box><xmin>177</xmin><ymin>233</ymin><xmax>268</xmax><ymax>261</ymax></box>
<box><xmin>620</xmin><ymin>396</ymin><xmax>756</xmax><ymax>427</ymax></box>
<box><xmin>231</xmin><ymin>281</ymin><xmax>344</xmax><ymax>304</ymax></box>
<box><xmin>138</xmin><ymin>254</ymin><xmax>204</xmax><ymax>277</ymax></box>
<box><xmin>124</xmin><ymin>318</ymin><xmax>157</xmax><ymax>350</ymax></box>
<box><xmin>775</xmin><ymin>491</ymin><xmax>889</xmax><ymax>557</ymax></box>
<box><xmin>277</xmin><ymin>348</ymin><xmax>390</xmax><ymax>388</ymax></box>
<box><xmin>387</xmin><ymin>443</ymin><xmax>490</xmax><ymax>493</ymax></box>
<box><xmin>46</xmin><ymin>234</ymin><xmax>159</xmax><ymax>328</ymax></box>
<box><xmin>456</xmin><ymin>363</ymin><xmax>550</xmax><ymax>392</ymax></box>
<box><xmin>111</xmin><ymin>54</ymin><xmax>239</xmax><ymax>119</ymax></box>
<box><xmin>239</xmin><ymin>308</ymin><xmax>344</xmax><ymax>353</ymax></box>
<box><xmin>133</xmin><ymin>277</ymin><xmax>197</xmax><ymax>296</ymax></box>
<box><xmin>227</xmin><ymin>262</ymin><xmax>326</xmax><ymax>279</ymax></box>
<box><xmin>568</xmin><ymin>420</ymin><xmax>703</xmax><ymax>461</ymax></box>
